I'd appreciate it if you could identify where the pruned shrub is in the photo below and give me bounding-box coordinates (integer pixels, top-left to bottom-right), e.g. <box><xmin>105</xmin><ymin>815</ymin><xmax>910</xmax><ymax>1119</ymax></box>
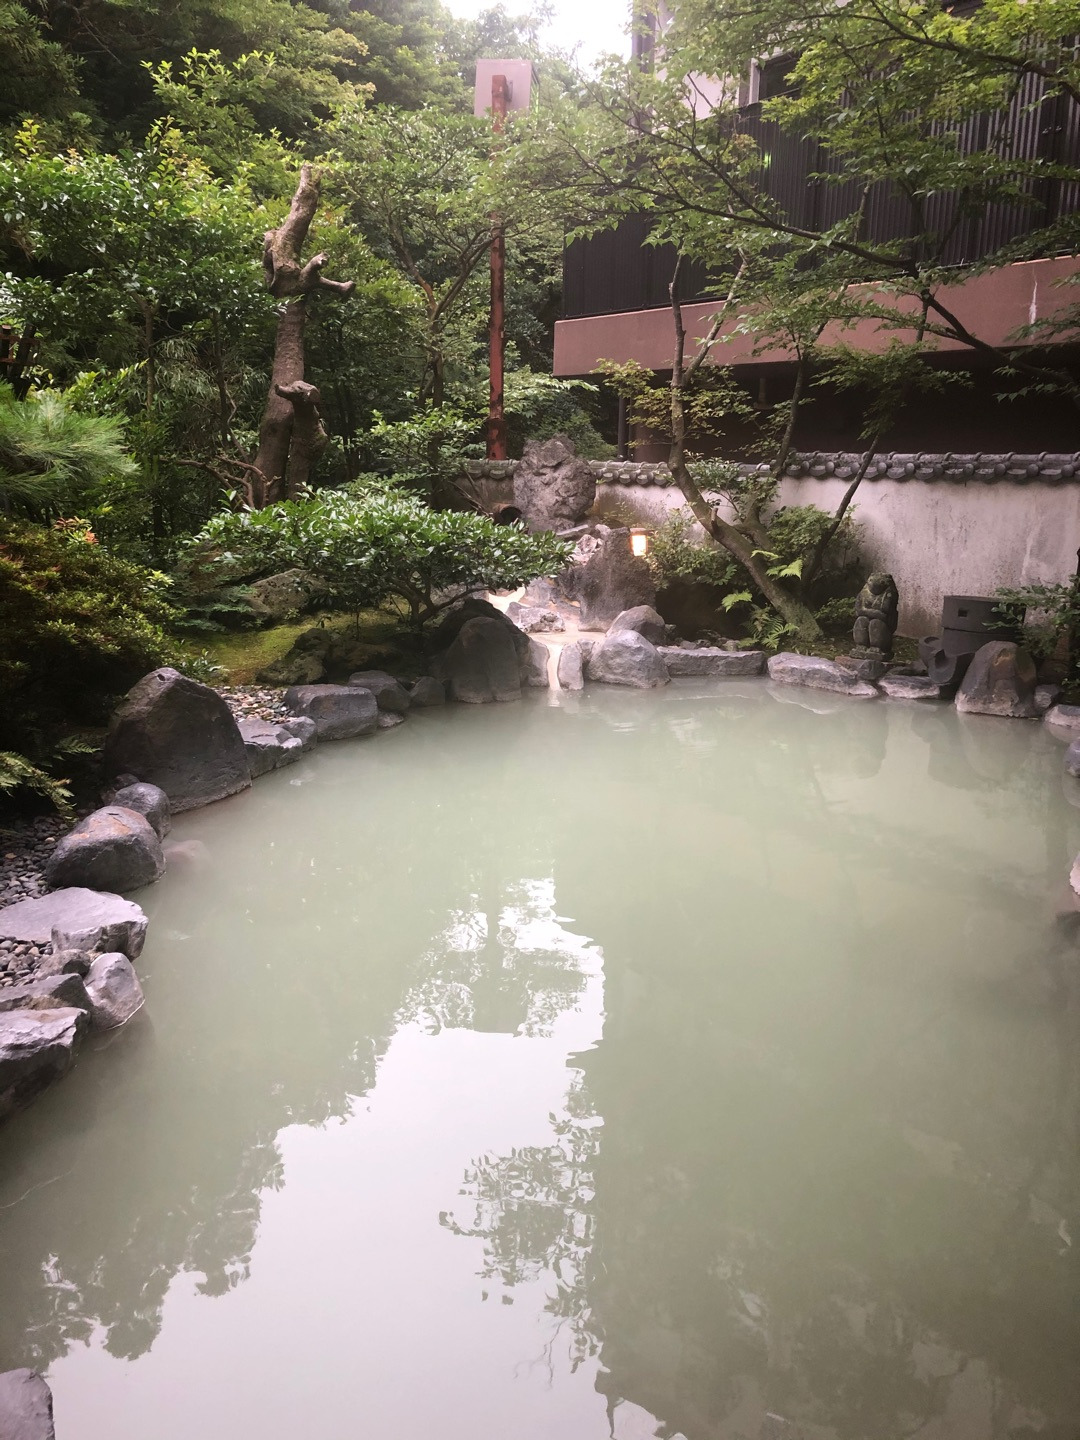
<box><xmin>0</xmin><ymin>518</ymin><xmax>183</xmax><ymax>768</ymax></box>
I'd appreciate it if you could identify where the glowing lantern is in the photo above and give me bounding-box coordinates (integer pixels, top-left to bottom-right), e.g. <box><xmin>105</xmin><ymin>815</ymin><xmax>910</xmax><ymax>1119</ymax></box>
<box><xmin>630</xmin><ymin>527</ymin><xmax>651</xmax><ymax>559</ymax></box>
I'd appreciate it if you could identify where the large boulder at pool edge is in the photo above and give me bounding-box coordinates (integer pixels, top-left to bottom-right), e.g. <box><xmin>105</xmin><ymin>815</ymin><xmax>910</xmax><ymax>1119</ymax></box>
<box><xmin>608</xmin><ymin>605</ymin><xmax>667</xmax><ymax>645</ymax></box>
<box><xmin>283</xmin><ymin>684</ymin><xmax>379</xmax><ymax>740</ymax></box>
<box><xmin>586</xmin><ymin>630</ymin><xmax>670</xmax><ymax>689</ymax></box>
<box><xmin>955</xmin><ymin>641</ymin><xmax>1039</xmax><ymax>719</ymax></box>
<box><xmin>104</xmin><ymin>669</ymin><xmax>252</xmax><ymax>813</ymax></box>
<box><xmin>43</xmin><ymin>805</ymin><xmax>165</xmax><ymax>893</ymax></box>
<box><xmin>441</xmin><ymin>616</ymin><xmax>523</xmax><ymax>703</ymax></box>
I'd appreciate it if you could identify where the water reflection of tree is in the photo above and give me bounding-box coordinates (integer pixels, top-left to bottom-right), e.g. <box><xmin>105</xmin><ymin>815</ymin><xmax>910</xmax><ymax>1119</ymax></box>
<box><xmin>442</xmin><ymin>1086</ymin><xmax>602</xmax><ymax>1371</ymax></box>
<box><xmin>399</xmin><ymin>879</ymin><xmax>590</xmax><ymax>1038</ymax></box>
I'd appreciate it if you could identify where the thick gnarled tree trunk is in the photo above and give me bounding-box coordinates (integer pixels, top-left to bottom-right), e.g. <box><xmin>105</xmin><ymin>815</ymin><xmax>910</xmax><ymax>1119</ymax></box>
<box><xmin>252</xmin><ymin>164</ymin><xmax>354</xmax><ymax>505</ymax></box>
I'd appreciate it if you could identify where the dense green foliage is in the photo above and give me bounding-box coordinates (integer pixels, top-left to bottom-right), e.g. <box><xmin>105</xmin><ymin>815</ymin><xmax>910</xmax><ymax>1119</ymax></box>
<box><xmin>195</xmin><ymin>485</ymin><xmax>572</xmax><ymax>627</ymax></box>
<box><xmin>0</xmin><ymin>382</ymin><xmax>136</xmax><ymax>516</ymax></box>
<box><xmin>0</xmin><ymin>518</ymin><xmax>182</xmax><ymax>762</ymax></box>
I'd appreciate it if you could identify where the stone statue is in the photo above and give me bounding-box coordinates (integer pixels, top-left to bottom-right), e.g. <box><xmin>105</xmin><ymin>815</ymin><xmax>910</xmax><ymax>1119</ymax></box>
<box><xmin>851</xmin><ymin>572</ymin><xmax>899</xmax><ymax>661</ymax></box>
<box><xmin>513</xmin><ymin>434</ymin><xmax>597</xmax><ymax>534</ymax></box>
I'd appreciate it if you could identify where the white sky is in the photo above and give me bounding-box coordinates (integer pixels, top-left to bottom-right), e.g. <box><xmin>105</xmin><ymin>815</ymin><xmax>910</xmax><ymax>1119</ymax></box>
<box><xmin>444</xmin><ymin>0</ymin><xmax>633</xmax><ymax>68</ymax></box>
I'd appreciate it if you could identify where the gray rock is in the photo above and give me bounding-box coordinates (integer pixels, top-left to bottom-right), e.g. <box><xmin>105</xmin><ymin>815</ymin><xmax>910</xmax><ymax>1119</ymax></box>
<box><xmin>84</xmin><ymin>952</ymin><xmax>145</xmax><ymax>1030</ymax></box>
<box><xmin>767</xmin><ymin>653</ymin><xmax>879</xmax><ymax>697</ymax></box>
<box><xmin>608</xmin><ymin>605</ymin><xmax>667</xmax><ymax>645</ymax></box>
<box><xmin>571</xmin><ymin>528</ymin><xmax>656</xmax><ymax>630</ymax></box>
<box><xmin>1066</xmin><ymin>739</ymin><xmax>1080</xmax><ymax>777</ymax></box>
<box><xmin>506</xmin><ymin>601</ymin><xmax>565</xmax><ymax>634</ymax></box>
<box><xmin>0</xmin><ymin>1008</ymin><xmax>86</xmax><ymax>1121</ymax></box>
<box><xmin>586</xmin><ymin>630</ymin><xmax>670</xmax><ymax>689</ymax></box>
<box><xmin>1044</xmin><ymin>703</ymin><xmax>1080</xmax><ymax>738</ymax></box>
<box><xmin>521</xmin><ymin>636</ymin><xmax>551</xmax><ymax>689</ymax></box>
<box><xmin>513</xmin><ymin>434</ymin><xmax>597</xmax><ymax>534</ymax></box>
<box><xmin>237</xmin><ymin>718</ymin><xmax>304</xmax><ymax>778</ymax></box>
<box><xmin>38</xmin><ymin>946</ymin><xmax>91</xmax><ymax>978</ymax></box>
<box><xmin>955</xmin><ymin>641</ymin><xmax>1039</xmax><ymax>719</ymax></box>
<box><xmin>836</xmin><ymin>653</ymin><xmax>888</xmax><ymax>682</ymax></box>
<box><xmin>0</xmin><ymin>889</ymin><xmax>147</xmax><ymax>958</ymax></box>
<box><xmin>104</xmin><ymin>668</ymin><xmax>251</xmax><ymax>813</ymax></box>
<box><xmin>1071</xmin><ymin>853</ymin><xmax>1080</xmax><ymax>899</ymax></box>
<box><xmin>256</xmin><ymin>648</ymin><xmax>326</xmax><ymax>687</ymax></box>
<box><xmin>0</xmin><ymin>1370</ymin><xmax>55</xmax><ymax>1440</ymax></box>
<box><xmin>1035</xmin><ymin>684</ymin><xmax>1063</xmax><ymax>713</ymax></box>
<box><xmin>879</xmin><ymin>674</ymin><xmax>946</xmax><ymax>702</ymax></box>
<box><xmin>409</xmin><ymin>677</ymin><xmax>446</xmax><ymax>707</ymax></box>
<box><xmin>346</xmin><ymin>671</ymin><xmax>411</xmax><ymax>714</ymax></box>
<box><xmin>441</xmin><ymin>617</ymin><xmax>523</xmax><ymax>704</ymax></box>
<box><xmin>278</xmin><ymin>715</ymin><xmax>318</xmax><ymax>751</ymax></box>
<box><xmin>43</xmin><ymin>807</ymin><xmax>165</xmax><ymax>894</ymax></box>
<box><xmin>109</xmin><ymin>782</ymin><xmax>171</xmax><ymax>839</ymax></box>
<box><xmin>377</xmin><ymin>711</ymin><xmax>406</xmax><ymax>729</ymax></box>
<box><xmin>434</xmin><ymin>598</ymin><xmax>529</xmax><ymax>657</ymax></box>
<box><xmin>557</xmin><ymin>642</ymin><xmax>584</xmax><ymax>691</ymax></box>
<box><xmin>246</xmin><ymin>568</ymin><xmax>326</xmax><ymax>622</ymax></box>
<box><xmin>0</xmin><ymin>973</ymin><xmax>91</xmax><ymax>1014</ymax></box>
<box><xmin>657</xmin><ymin>646</ymin><xmax>766</xmax><ymax>678</ymax></box>
<box><xmin>283</xmin><ymin>684</ymin><xmax>379</xmax><ymax>740</ymax></box>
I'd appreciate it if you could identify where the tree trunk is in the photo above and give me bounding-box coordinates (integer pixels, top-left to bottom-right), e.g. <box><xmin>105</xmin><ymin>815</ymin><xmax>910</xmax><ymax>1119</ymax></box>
<box><xmin>252</xmin><ymin>164</ymin><xmax>354</xmax><ymax>506</ymax></box>
<box><xmin>666</xmin><ymin>273</ymin><xmax>822</xmax><ymax>642</ymax></box>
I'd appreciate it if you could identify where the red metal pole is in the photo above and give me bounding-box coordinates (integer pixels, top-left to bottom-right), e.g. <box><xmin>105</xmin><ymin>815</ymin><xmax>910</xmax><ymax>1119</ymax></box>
<box><xmin>487</xmin><ymin>74</ymin><xmax>509</xmax><ymax>461</ymax></box>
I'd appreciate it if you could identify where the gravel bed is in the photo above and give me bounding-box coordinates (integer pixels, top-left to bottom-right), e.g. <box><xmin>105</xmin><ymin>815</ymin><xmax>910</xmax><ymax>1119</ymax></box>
<box><xmin>219</xmin><ymin>685</ymin><xmax>289</xmax><ymax>725</ymax></box>
<box><xmin>0</xmin><ymin>816</ymin><xmax>64</xmax><ymax>987</ymax></box>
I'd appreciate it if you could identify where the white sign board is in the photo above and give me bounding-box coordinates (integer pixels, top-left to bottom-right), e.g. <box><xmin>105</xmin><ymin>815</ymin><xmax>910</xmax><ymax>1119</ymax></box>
<box><xmin>473</xmin><ymin>59</ymin><xmax>537</xmax><ymax>118</ymax></box>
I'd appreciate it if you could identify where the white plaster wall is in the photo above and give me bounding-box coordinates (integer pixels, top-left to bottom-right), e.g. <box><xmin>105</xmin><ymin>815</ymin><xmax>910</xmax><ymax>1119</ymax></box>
<box><xmin>593</xmin><ymin>480</ymin><xmax>1080</xmax><ymax>637</ymax></box>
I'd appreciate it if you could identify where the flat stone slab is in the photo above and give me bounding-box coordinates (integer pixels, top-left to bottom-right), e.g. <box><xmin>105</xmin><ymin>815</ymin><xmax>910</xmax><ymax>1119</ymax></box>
<box><xmin>0</xmin><ymin>973</ymin><xmax>90</xmax><ymax>1015</ymax></box>
<box><xmin>284</xmin><ymin>684</ymin><xmax>379</xmax><ymax>740</ymax></box>
<box><xmin>0</xmin><ymin>889</ymin><xmax>148</xmax><ymax>958</ymax></box>
<box><xmin>237</xmin><ymin>718</ymin><xmax>304</xmax><ymax>778</ymax></box>
<box><xmin>0</xmin><ymin>1370</ymin><xmax>55</xmax><ymax>1440</ymax></box>
<box><xmin>879</xmin><ymin>674</ymin><xmax>946</xmax><ymax>702</ymax></box>
<box><xmin>1044</xmin><ymin>704</ymin><xmax>1080</xmax><ymax>738</ymax></box>
<box><xmin>767</xmin><ymin>653</ymin><xmax>879</xmax><ymax>697</ymax></box>
<box><xmin>658</xmin><ymin>646</ymin><xmax>765</xmax><ymax>678</ymax></box>
<box><xmin>0</xmin><ymin>1008</ymin><xmax>86</xmax><ymax>1122</ymax></box>
<box><xmin>346</xmin><ymin>671</ymin><xmax>412</xmax><ymax>713</ymax></box>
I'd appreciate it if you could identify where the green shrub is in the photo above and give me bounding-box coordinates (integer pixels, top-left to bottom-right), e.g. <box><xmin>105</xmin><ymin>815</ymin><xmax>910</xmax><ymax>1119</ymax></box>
<box><xmin>193</xmin><ymin>487</ymin><xmax>573</xmax><ymax>629</ymax></box>
<box><xmin>0</xmin><ymin>518</ymin><xmax>184</xmax><ymax>764</ymax></box>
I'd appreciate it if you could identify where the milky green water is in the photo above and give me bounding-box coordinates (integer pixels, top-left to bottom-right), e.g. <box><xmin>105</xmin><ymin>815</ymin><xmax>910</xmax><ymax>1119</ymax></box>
<box><xmin>2</xmin><ymin>682</ymin><xmax>1080</xmax><ymax>1440</ymax></box>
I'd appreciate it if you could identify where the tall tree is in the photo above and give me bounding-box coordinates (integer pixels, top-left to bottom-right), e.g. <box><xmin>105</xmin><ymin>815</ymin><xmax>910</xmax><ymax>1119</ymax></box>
<box><xmin>545</xmin><ymin>0</ymin><xmax>1080</xmax><ymax>637</ymax></box>
<box><xmin>253</xmin><ymin>164</ymin><xmax>354</xmax><ymax>503</ymax></box>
